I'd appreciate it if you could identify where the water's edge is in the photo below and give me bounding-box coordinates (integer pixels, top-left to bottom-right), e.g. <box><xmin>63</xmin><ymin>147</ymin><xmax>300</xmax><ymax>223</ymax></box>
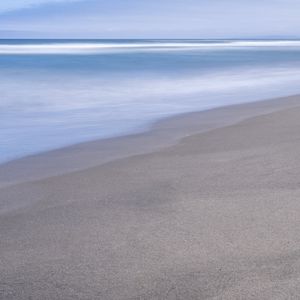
<box><xmin>1</xmin><ymin>93</ymin><xmax>300</xmax><ymax>189</ymax></box>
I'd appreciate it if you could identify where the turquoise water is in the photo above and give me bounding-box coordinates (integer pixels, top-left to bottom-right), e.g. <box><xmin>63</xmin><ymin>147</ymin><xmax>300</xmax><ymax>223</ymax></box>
<box><xmin>1</xmin><ymin>39</ymin><xmax>300</xmax><ymax>163</ymax></box>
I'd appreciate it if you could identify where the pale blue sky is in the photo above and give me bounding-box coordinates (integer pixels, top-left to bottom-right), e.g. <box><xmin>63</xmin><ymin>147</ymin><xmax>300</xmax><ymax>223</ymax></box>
<box><xmin>0</xmin><ymin>0</ymin><xmax>77</xmax><ymax>12</ymax></box>
<box><xmin>1</xmin><ymin>0</ymin><xmax>300</xmax><ymax>38</ymax></box>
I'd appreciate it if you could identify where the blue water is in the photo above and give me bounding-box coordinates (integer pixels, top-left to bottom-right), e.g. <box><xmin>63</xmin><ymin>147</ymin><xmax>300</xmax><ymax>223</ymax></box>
<box><xmin>1</xmin><ymin>39</ymin><xmax>300</xmax><ymax>164</ymax></box>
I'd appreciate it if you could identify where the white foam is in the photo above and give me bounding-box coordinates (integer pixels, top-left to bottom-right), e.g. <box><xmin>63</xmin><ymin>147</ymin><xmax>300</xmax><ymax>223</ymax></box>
<box><xmin>1</xmin><ymin>40</ymin><xmax>300</xmax><ymax>54</ymax></box>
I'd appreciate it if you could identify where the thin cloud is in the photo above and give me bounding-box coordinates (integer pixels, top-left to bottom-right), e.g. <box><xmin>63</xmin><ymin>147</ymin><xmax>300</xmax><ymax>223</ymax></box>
<box><xmin>1</xmin><ymin>0</ymin><xmax>300</xmax><ymax>38</ymax></box>
<box><xmin>0</xmin><ymin>0</ymin><xmax>78</xmax><ymax>13</ymax></box>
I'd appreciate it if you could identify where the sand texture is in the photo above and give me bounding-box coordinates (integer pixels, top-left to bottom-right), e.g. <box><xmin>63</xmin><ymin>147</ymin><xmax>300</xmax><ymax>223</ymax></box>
<box><xmin>2</xmin><ymin>96</ymin><xmax>300</xmax><ymax>299</ymax></box>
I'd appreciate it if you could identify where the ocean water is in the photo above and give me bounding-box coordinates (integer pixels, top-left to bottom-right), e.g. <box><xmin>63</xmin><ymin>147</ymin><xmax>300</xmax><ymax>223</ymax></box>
<box><xmin>1</xmin><ymin>39</ymin><xmax>300</xmax><ymax>164</ymax></box>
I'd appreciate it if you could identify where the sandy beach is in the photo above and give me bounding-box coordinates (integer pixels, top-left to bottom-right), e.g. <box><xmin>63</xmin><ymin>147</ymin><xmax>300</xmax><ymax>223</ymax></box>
<box><xmin>2</xmin><ymin>95</ymin><xmax>300</xmax><ymax>299</ymax></box>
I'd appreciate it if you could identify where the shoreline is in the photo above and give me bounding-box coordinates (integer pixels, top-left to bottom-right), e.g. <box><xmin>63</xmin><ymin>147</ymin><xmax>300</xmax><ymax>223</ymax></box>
<box><xmin>1</xmin><ymin>94</ymin><xmax>300</xmax><ymax>188</ymax></box>
<box><xmin>2</xmin><ymin>94</ymin><xmax>300</xmax><ymax>298</ymax></box>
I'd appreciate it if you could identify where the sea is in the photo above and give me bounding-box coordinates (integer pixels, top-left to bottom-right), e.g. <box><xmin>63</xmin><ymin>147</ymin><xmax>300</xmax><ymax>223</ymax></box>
<box><xmin>1</xmin><ymin>39</ymin><xmax>300</xmax><ymax>164</ymax></box>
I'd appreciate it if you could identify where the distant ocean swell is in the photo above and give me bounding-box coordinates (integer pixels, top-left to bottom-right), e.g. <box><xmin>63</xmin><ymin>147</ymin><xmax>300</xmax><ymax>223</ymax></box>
<box><xmin>1</xmin><ymin>40</ymin><xmax>300</xmax><ymax>54</ymax></box>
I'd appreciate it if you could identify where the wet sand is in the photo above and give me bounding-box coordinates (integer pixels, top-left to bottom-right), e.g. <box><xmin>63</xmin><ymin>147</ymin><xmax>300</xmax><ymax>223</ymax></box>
<box><xmin>2</xmin><ymin>95</ymin><xmax>300</xmax><ymax>299</ymax></box>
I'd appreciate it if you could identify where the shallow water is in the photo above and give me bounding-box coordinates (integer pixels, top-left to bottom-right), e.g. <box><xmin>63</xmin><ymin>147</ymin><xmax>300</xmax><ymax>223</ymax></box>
<box><xmin>1</xmin><ymin>39</ymin><xmax>300</xmax><ymax>163</ymax></box>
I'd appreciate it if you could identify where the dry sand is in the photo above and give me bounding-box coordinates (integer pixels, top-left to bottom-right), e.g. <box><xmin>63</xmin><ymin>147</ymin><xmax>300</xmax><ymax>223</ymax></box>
<box><xmin>2</xmin><ymin>96</ymin><xmax>300</xmax><ymax>299</ymax></box>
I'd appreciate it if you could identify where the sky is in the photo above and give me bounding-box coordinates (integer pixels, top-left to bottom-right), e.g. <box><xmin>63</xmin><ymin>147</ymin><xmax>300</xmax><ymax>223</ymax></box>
<box><xmin>0</xmin><ymin>0</ymin><xmax>300</xmax><ymax>38</ymax></box>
